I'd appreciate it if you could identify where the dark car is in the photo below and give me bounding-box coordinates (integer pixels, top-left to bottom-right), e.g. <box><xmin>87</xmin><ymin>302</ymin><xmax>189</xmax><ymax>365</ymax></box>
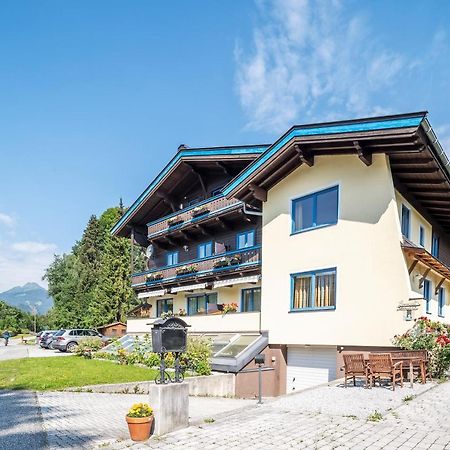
<box><xmin>40</xmin><ymin>330</ymin><xmax>59</xmax><ymax>349</ymax></box>
<box><xmin>53</xmin><ymin>329</ymin><xmax>109</xmax><ymax>352</ymax></box>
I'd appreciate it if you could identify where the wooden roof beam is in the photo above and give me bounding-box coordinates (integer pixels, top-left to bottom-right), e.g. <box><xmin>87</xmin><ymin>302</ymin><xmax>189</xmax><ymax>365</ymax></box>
<box><xmin>390</xmin><ymin>157</ymin><xmax>434</xmax><ymax>165</ymax></box>
<box><xmin>184</xmin><ymin>163</ymin><xmax>207</xmax><ymax>197</ymax></box>
<box><xmin>294</xmin><ymin>144</ymin><xmax>314</xmax><ymax>167</ymax></box>
<box><xmin>435</xmin><ymin>278</ymin><xmax>446</xmax><ymax>295</ymax></box>
<box><xmin>155</xmin><ymin>191</ymin><xmax>177</xmax><ymax>213</ymax></box>
<box><xmin>419</xmin><ymin>268</ymin><xmax>431</xmax><ymax>288</ymax></box>
<box><xmin>249</xmin><ymin>183</ymin><xmax>267</xmax><ymax>202</ymax></box>
<box><xmin>394</xmin><ymin>168</ymin><xmax>440</xmax><ymax>174</ymax></box>
<box><xmin>216</xmin><ymin>161</ymin><xmax>232</xmax><ymax>176</ymax></box>
<box><xmin>354</xmin><ymin>140</ymin><xmax>372</xmax><ymax>166</ymax></box>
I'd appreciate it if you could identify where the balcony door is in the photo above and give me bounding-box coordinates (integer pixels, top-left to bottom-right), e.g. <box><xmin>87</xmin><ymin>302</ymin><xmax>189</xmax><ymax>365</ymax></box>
<box><xmin>187</xmin><ymin>293</ymin><xmax>218</xmax><ymax>315</ymax></box>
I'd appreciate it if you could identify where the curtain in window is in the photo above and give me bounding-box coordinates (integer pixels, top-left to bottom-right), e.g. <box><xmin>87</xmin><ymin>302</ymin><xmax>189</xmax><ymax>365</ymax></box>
<box><xmin>293</xmin><ymin>276</ymin><xmax>312</xmax><ymax>309</ymax></box>
<box><xmin>315</xmin><ymin>273</ymin><xmax>336</xmax><ymax>308</ymax></box>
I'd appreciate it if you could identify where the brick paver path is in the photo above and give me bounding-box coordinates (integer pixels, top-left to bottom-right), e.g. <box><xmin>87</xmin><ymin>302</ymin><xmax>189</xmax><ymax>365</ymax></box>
<box><xmin>103</xmin><ymin>381</ymin><xmax>450</xmax><ymax>450</ymax></box>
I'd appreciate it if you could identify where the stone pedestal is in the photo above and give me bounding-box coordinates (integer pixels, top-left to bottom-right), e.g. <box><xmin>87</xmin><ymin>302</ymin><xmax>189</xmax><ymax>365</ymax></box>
<box><xmin>148</xmin><ymin>382</ymin><xmax>189</xmax><ymax>436</ymax></box>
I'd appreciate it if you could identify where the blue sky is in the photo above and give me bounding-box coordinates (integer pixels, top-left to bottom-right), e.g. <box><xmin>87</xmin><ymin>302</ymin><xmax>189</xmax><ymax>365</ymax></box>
<box><xmin>1</xmin><ymin>0</ymin><xmax>450</xmax><ymax>291</ymax></box>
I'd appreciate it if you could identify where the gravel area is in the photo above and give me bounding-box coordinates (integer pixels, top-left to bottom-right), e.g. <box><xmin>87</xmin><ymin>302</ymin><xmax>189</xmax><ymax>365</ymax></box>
<box><xmin>269</xmin><ymin>378</ymin><xmax>438</xmax><ymax>419</ymax></box>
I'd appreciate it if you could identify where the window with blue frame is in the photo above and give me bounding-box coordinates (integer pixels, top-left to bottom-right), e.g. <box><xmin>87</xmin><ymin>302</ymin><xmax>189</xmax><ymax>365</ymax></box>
<box><xmin>167</xmin><ymin>251</ymin><xmax>179</xmax><ymax>266</ymax></box>
<box><xmin>291</xmin><ymin>268</ymin><xmax>336</xmax><ymax>311</ymax></box>
<box><xmin>291</xmin><ymin>186</ymin><xmax>338</xmax><ymax>233</ymax></box>
<box><xmin>241</xmin><ymin>288</ymin><xmax>261</xmax><ymax>312</ymax></box>
<box><xmin>432</xmin><ymin>234</ymin><xmax>440</xmax><ymax>258</ymax></box>
<box><xmin>423</xmin><ymin>279</ymin><xmax>431</xmax><ymax>314</ymax></box>
<box><xmin>237</xmin><ymin>230</ymin><xmax>255</xmax><ymax>249</ymax></box>
<box><xmin>187</xmin><ymin>293</ymin><xmax>217</xmax><ymax>315</ymax></box>
<box><xmin>401</xmin><ymin>205</ymin><xmax>410</xmax><ymax>238</ymax></box>
<box><xmin>198</xmin><ymin>241</ymin><xmax>213</xmax><ymax>259</ymax></box>
<box><xmin>438</xmin><ymin>287</ymin><xmax>445</xmax><ymax>317</ymax></box>
<box><xmin>419</xmin><ymin>226</ymin><xmax>425</xmax><ymax>247</ymax></box>
<box><xmin>157</xmin><ymin>298</ymin><xmax>173</xmax><ymax>317</ymax></box>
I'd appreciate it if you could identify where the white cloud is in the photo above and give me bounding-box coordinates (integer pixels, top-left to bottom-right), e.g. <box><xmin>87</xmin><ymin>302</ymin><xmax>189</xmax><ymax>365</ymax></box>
<box><xmin>235</xmin><ymin>0</ymin><xmax>411</xmax><ymax>132</ymax></box>
<box><xmin>11</xmin><ymin>241</ymin><xmax>57</xmax><ymax>254</ymax></box>
<box><xmin>0</xmin><ymin>213</ymin><xmax>14</xmax><ymax>227</ymax></box>
<box><xmin>0</xmin><ymin>240</ymin><xmax>57</xmax><ymax>291</ymax></box>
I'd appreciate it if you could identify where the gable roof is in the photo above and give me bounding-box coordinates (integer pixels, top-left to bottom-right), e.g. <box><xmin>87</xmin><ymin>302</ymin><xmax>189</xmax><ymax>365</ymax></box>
<box><xmin>111</xmin><ymin>144</ymin><xmax>269</xmax><ymax>236</ymax></box>
<box><xmin>222</xmin><ymin>112</ymin><xmax>428</xmax><ymax>200</ymax></box>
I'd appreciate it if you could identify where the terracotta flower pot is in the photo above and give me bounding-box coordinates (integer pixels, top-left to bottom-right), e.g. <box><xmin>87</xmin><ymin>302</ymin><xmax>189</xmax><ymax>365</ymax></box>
<box><xmin>126</xmin><ymin>415</ymin><xmax>153</xmax><ymax>441</ymax></box>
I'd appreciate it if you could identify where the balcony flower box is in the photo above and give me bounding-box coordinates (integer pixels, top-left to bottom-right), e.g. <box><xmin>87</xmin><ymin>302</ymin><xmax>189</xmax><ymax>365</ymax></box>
<box><xmin>191</xmin><ymin>205</ymin><xmax>210</xmax><ymax>218</ymax></box>
<box><xmin>229</xmin><ymin>255</ymin><xmax>242</xmax><ymax>265</ymax></box>
<box><xmin>213</xmin><ymin>257</ymin><xmax>229</xmax><ymax>269</ymax></box>
<box><xmin>176</xmin><ymin>264</ymin><xmax>198</xmax><ymax>276</ymax></box>
<box><xmin>222</xmin><ymin>302</ymin><xmax>238</xmax><ymax>315</ymax></box>
<box><xmin>146</xmin><ymin>272</ymin><xmax>163</xmax><ymax>282</ymax></box>
<box><xmin>167</xmin><ymin>217</ymin><xmax>183</xmax><ymax>228</ymax></box>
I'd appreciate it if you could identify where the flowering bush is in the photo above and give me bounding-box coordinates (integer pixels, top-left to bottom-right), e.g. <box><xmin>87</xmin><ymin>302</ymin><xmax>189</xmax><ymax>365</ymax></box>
<box><xmin>393</xmin><ymin>317</ymin><xmax>450</xmax><ymax>378</ymax></box>
<box><xmin>75</xmin><ymin>337</ymin><xmax>104</xmax><ymax>358</ymax></box>
<box><xmin>222</xmin><ymin>303</ymin><xmax>238</xmax><ymax>314</ymax></box>
<box><xmin>176</xmin><ymin>264</ymin><xmax>198</xmax><ymax>275</ymax></box>
<box><xmin>127</xmin><ymin>403</ymin><xmax>153</xmax><ymax>418</ymax></box>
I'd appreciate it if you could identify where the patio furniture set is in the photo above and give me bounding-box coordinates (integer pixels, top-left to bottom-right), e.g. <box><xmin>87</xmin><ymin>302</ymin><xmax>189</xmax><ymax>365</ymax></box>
<box><xmin>342</xmin><ymin>350</ymin><xmax>431</xmax><ymax>390</ymax></box>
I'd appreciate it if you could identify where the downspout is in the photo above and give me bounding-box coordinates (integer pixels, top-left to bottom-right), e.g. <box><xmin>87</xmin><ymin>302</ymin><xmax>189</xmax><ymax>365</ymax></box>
<box><xmin>243</xmin><ymin>204</ymin><xmax>263</xmax><ymax>216</ymax></box>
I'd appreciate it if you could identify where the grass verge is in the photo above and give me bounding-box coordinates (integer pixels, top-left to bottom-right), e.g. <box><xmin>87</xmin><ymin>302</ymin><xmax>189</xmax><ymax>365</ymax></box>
<box><xmin>0</xmin><ymin>356</ymin><xmax>159</xmax><ymax>391</ymax></box>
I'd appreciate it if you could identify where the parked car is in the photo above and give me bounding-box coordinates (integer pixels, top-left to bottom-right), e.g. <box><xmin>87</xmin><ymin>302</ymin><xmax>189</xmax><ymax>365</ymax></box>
<box><xmin>40</xmin><ymin>330</ymin><xmax>59</xmax><ymax>349</ymax></box>
<box><xmin>53</xmin><ymin>329</ymin><xmax>109</xmax><ymax>353</ymax></box>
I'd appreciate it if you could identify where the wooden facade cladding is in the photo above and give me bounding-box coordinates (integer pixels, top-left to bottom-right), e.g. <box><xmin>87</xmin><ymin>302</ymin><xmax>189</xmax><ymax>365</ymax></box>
<box><xmin>131</xmin><ymin>246</ymin><xmax>261</xmax><ymax>289</ymax></box>
<box><xmin>147</xmin><ymin>196</ymin><xmax>243</xmax><ymax>239</ymax></box>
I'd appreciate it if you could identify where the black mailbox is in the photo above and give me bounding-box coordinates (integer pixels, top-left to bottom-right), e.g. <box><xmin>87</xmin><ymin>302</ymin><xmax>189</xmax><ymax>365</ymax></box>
<box><xmin>151</xmin><ymin>317</ymin><xmax>190</xmax><ymax>354</ymax></box>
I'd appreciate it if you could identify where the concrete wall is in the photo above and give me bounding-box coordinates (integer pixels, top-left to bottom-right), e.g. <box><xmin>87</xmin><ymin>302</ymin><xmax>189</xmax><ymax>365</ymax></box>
<box><xmin>71</xmin><ymin>373</ymin><xmax>235</xmax><ymax>397</ymax></box>
<box><xmin>234</xmin><ymin>345</ymin><xmax>287</xmax><ymax>398</ymax></box>
<box><xmin>261</xmin><ymin>154</ymin><xmax>412</xmax><ymax>347</ymax></box>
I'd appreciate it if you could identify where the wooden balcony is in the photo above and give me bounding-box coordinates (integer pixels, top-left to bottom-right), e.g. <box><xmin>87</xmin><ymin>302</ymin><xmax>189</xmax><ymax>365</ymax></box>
<box><xmin>147</xmin><ymin>195</ymin><xmax>243</xmax><ymax>239</ymax></box>
<box><xmin>132</xmin><ymin>246</ymin><xmax>261</xmax><ymax>288</ymax></box>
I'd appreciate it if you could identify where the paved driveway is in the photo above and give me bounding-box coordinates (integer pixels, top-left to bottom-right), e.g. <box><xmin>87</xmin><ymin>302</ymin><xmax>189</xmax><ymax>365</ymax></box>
<box><xmin>0</xmin><ymin>340</ymin><xmax>70</xmax><ymax>361</ymax></box>
<box><xmin>107</xmin><ymin>380</ymin><xmax>450</xmax><ymax>450</ymax></box>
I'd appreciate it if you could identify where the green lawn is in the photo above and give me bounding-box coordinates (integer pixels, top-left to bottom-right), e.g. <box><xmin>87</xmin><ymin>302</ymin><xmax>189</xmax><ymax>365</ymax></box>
<box><xmin>0</xmin><ymin>357</ymin><xmax>158</xmax><ymax>391</ymax></box>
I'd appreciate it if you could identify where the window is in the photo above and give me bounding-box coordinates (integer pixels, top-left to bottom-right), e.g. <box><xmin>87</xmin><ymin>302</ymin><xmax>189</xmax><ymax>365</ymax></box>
<box><xmin>237</xmin><ymin>230</ymin><xmax>255</xmax><ymax>249</ymax></box>
<box><xmin>241</xmin><ymin>288</ymin><xmax>261</xmax><ymax>312</ymax></box>
<box><xmin>423</xmin><ymin>279</ymin><xmax>431</xmax><ymax>314</ymax></box>
<box><xmin>187</xmin><ymin>293</ymin><xmax>217</xmax><ymax>315</ymax></box>
<box><xmin>432</xmin><ymin>234</ymin><xmax>440</xmax><ymax>258</ymax></box>
<box><xmin>198</xmin><ymin>241</ymin><xmax>213</xmax><ymax>258</ymax></box>
<box><xmin>291</xmin><ymin>269</ymin><xmax>336</xmax><ymax>311</ymax></box>
<box><xmin>167</xmin><ymin>251</ymin><xmax>179</xmax><ymax>266</ymax></box>
<box><xmin>292</xmin><ymin>186</ymin><xmax>338</xmax><ymax>233</ymax></box>
<box><xmin>438</xmin><ymin>287</ymin><xmax>445</xmax><ymax>317</ymax></box>
<box><xmin>401</xmin><ymin>205</ymin><xmax>410</xmax><ymax>238</ymax></box>
<box><xmin>419</xmin><ymin>226</ymin><xmax>425</xmax><ymax>247</ymax></box>
<box><xmin>157</xmin><ymin>298</ymin><xmax>173</xmax><ymax>317</ymax></box>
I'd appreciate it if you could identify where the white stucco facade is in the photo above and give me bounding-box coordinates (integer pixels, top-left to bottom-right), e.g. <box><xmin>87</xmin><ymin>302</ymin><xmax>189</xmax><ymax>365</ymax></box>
<box><xmin>260</xmin><ymin>154</ymin><xmax>417</xmax><ymax>347</ymax></box>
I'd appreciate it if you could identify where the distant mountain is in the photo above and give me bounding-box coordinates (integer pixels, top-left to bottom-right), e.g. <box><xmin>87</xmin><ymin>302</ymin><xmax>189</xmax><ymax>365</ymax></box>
<box><xmin>0</xmin><ymin>283</ymin><xmax>53</xmax><ymax>314</ymax></box>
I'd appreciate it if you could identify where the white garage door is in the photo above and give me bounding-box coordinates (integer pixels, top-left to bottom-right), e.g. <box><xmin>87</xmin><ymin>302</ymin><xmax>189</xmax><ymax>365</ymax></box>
<box><xmin>287</xmin><ymin>346</ymin><xmax>337</xmax><ymax>392</ymax></box>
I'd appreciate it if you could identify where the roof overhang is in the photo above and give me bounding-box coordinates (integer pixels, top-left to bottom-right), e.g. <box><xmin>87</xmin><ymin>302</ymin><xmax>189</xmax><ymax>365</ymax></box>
<box><xmin>111</xmin><ymin>145</ymin><xmax>269</xmax><ymax>237</ymax></box>
<box><xmin>223</xmin><ymin>112</ymin><xmax>428</xmax><ymax>202</ymax></box>
<box><xmin>402</xmin><ymin>238</ymin><xmax>450</xmax><ymax>281</ymax></box>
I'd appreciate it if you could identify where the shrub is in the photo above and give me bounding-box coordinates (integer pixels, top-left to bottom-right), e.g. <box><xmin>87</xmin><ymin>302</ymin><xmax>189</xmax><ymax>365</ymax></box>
<box><xmin>393</xmin><ymin>317</ymin><xmax>450</xmax><ymax>378</ymax></box>
<box><xmin>185</xmin><ymin>335</ymin><xmax>212</xmax><ymax>375</ymax></box>
<box><xmin>76</xmin><ymin>337</ymin><xmax>103</xmax><ymax>358</ymax></box>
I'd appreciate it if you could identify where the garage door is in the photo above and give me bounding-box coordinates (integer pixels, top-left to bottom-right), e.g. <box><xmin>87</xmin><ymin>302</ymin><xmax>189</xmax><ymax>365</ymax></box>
<box><xmin>287</xmin><ymin>346</ymin><xmax>337</xmax><ymax>392</ymax></box>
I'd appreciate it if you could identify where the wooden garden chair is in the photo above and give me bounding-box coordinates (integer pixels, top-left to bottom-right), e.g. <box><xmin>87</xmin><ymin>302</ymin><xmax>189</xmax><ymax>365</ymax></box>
<box><xmin>342</xmin><ymin>353</ymin><xmax>370</xmax><ymax>388</ymax></box>
<box><xmin>368</xmin><ymin>353</ymin><xmax>403</xmax><ymax>390</ymax></box>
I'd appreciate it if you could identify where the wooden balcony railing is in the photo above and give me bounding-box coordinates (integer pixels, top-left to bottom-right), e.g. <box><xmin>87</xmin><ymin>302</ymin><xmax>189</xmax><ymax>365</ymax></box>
<box><xmin>132</xmin><ymin>246</ymin><xmax>261</xmax><ymax>287</ymax></box>
<box><xmin>147</xmin><ymin>195</ymin><xmax>243</xmax><ymax>238</ymax></box>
